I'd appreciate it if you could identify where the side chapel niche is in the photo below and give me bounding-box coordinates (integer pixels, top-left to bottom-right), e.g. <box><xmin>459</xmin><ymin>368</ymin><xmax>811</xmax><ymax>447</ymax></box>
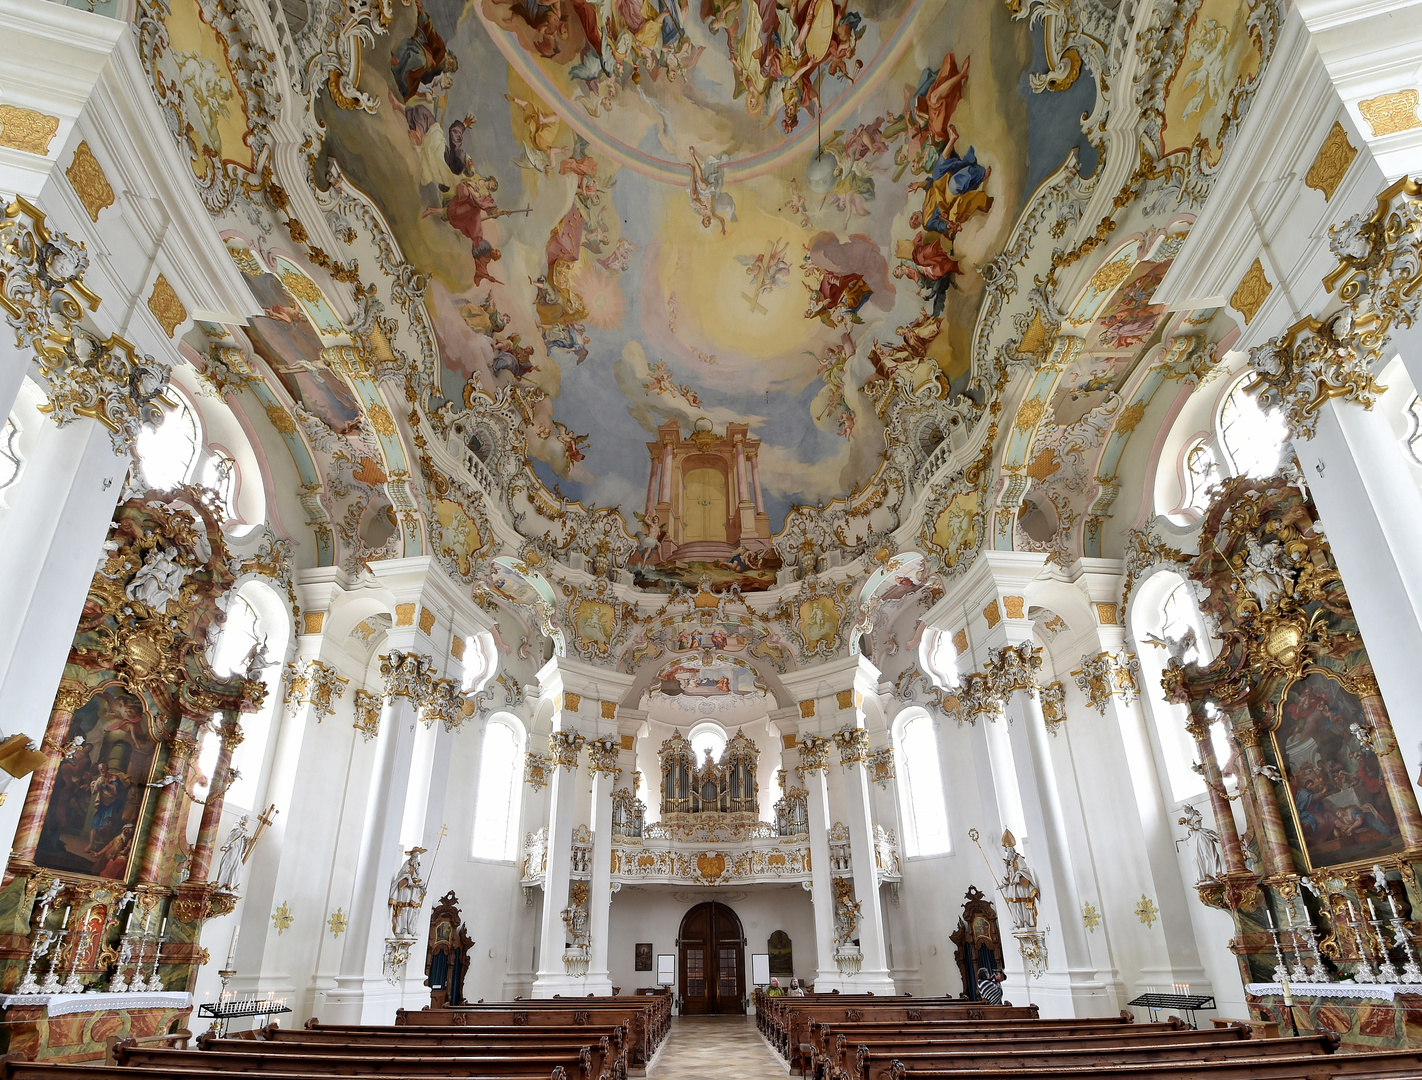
<box><xmin>659</xmin><ymin>730</ymin><xmax>759</xmax><ymax>824</ymax></box>
<box><xmin>0</xmin><ymin>488</ymin><xmax>265</xmax><ymax>1036</ymax></box>
<box><xmin>1167</xmin><ymin>475</ymin><xmax>1422</xmax><ymax>1044</ymax></box>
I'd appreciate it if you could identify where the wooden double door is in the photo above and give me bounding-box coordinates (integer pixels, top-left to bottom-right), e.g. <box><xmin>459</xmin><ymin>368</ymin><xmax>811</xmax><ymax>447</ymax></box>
<box><xmin>678</xmin><ymin>901</ymin><xmax>745</xmax><ymax>1014</ymax></box>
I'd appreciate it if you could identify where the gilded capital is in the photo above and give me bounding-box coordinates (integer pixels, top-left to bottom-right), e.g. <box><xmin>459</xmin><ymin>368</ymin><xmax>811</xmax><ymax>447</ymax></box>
<box><xmin>797</xmin><ymin>734</ymin><xmax>832</xmax><ymax>772</ymax></box>
<box><xmin>587</xmin><ymin>735</ymin><xmax>621</xmax><ymax>778</ymax></box>
<box><xmin>832</xmin><ymin>726</ymin><xmax>870</xmax><ymax>767</ymax></box>
<box><xmin>379</xmin><ymin>649</ymin><xmax>438</xmax><ymax>703</ymax></box>
<box><xmin>283</xmin><ymin>658</ymin><xmax>349</xmax><ymax>721</ymax></box>
<box><xmin>1247</xmin><ymin>312</ymin><xmax>1382</xmax><ymax>440</ymax></box>
<box><xmin>549</xmin><ymin>729</ymin><xmax>586</xmax><ymax>769</ymax></box>
<box><xmin>1072</xmin><ymin>650</ymin><xmax>1141</xmax><ymax>714</ymax></box>
<box><xmin>352</xmin><ymin>689</ymin><xmax>381</xmax><ymax>742</ymax></box>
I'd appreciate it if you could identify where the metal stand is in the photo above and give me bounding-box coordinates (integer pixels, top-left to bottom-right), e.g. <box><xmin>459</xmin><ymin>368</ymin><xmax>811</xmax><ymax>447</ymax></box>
<box><xmin>198</xmin><ymin>996</ymin><xmax>291</xmax><ymax>1039</ymax></box>
<box><xmin>1126</xmin><ymin>992</ymin><xmax>1217</xmax><ymax>1029</ymax></box>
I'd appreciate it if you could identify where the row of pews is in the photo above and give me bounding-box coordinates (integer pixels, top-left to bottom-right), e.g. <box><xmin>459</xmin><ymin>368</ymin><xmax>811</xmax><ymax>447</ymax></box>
<box><xmin>755</xmin><ymin>989</ymin><xmax>1422</xmax><ymax>1079</ymax></box>
<box><xmin>0</xmin><ymin>995</ymin><xmax>672</xmax><ymax>1080</ymax></box>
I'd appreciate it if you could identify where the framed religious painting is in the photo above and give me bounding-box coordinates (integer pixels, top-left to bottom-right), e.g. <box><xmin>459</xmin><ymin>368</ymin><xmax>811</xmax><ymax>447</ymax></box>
<box><xmin>33</xmin><ymin>687</ymin><xmax>160</xmax><ymax>881</ymax></box>
<box><xmin>1271</xmin><ymin>668</ymin><xmax>1408</xmax><ymax>871</ymax></box>
<box><xmin>635</xmin><ymin>942</ymin><xmax>653</xmax><ymax>971</ymax></box>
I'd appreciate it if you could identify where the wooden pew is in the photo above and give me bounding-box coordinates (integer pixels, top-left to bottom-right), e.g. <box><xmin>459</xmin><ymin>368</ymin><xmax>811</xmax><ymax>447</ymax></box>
<box><xmin>2</xmin><ymin>1064</ymin><xmax>571</xmax><ymax>1080</ymax></box>
<box><xmin>194</xmin><ymin>1032</ymin><xmax>624</xmax><ymax>1080</ymax></box>
<box><xmin>875</xmin><ymin>1048</ymin><xmax>1422</xmax><ymax>1080</ymax></box>
<box><xmin>812</xmin><ymin>1021</ymin><xmax>1232</xmax><ymax>1080</ymax></box>
<box><xmin>397</xmin><ymin>998</ymin><xmax>669</xmax><ymax>1057</ymax></box>
<box><xmin>779</xmin><ymin>1003</ymin><xmax>1040</xmax><ymax>1069</ymax></box>
<box><xmin>852</xmin><ymin>1033</ymin><xmax>1337</xmax><ymax>1080</ymax></box>
<box><xmin>115</xmin><ymin>1045</ymin><xmax>599</xmax><ymax>1080</ymax></box>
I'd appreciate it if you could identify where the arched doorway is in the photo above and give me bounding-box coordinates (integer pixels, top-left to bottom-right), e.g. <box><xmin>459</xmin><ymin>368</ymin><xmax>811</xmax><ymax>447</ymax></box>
<box><xmin>678</xmin><ymin>901</ymin><xmax>745</xmax><ymax>1014</ymax></box>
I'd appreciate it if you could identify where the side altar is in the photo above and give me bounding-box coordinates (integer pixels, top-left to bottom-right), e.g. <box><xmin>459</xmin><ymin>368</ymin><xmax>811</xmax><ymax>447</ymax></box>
<box><xmin>1166</xmin><ymin>475</ymin><xmax>1422</xmax><ymax>1049</ymax></box>
<box><xmin>0</xmin><ymin>489</ymin><xmax>267</xmax><ymax>1060</ymax></box>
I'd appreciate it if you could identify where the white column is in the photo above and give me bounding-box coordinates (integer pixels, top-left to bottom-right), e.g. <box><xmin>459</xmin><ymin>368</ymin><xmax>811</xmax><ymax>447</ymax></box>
<box><xmin>840</xmin><ymin>740</ymin><xmax>895</xmax><ymax>992</ymax></box>
<box><xmin>1002</xmin><ymin>687</ymin><xmax>1109</xmax><ymax>1016</ymax></box>
<box><xmin>1290</xmin><ymin>397</ymin><xmax>1422</xmax><ymax>784</ymax></box>
<box><xmin>325</xmin><ymin>692</ymin><xmax>422</xmax><ymax>1023</ymax></box>
<box><xmin>800</xmin><ymin>754</ymin><xmax>839</xmax><ymax>989</ymax></box>
<box><xmin>584</xmin><ymin>758</ymin><xmax>617</xmax><ymax>995</ymax></box>
<box><xmin>532</xmin><ymin>732</ymin><xmax>582</xmax><ymax>997</ymax></box>
<box><xmin>0</xmin><ymin>416</ymin><xmax>124</xmax><ymax>744</ymax></box>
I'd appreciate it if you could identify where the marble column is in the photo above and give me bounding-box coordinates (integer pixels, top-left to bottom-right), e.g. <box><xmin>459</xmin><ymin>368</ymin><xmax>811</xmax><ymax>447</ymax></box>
<box><xmin>137</xmin><ymin>734</ymin><xmax>198</xmax><ymax>883</ymax></box>
<box><xmin>1234</xmin><ymin>725</ymin><xmax>1294</xmax><ymax>878</ymax></box>
<box><xmin>5</xmin><ymin>687</ymin><xmax>85</xmax><ymax>878</ymax></box>
<box><xmin>1186</xmin><ymin>708</ymin><xmax>1244</xmax><ymax>874</ymax></box>
<box><xmin>187</xmin><ymin>719</ymin><xmax>239</xmax><ymax>884</ymax></box>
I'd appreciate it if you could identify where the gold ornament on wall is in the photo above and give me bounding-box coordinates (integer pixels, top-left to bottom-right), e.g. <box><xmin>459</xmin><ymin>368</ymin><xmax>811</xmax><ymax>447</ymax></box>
<box><xmin>1081</xmin><ymin>901</ymin><xmax>1100</xmax><ymax>932</ymax></box>
<box><xmin>328</xmin><ymin>908</ymin><xmax>348</xmax><ymax>936</ymax></box>
<box><xmin>1304</xmin><ymin>121</ymin><xmax>1358</xmax><ymax>202</ymax></box>
<box><xmin>1358</xmin><ymin>89</ymin><xmax>1421</xmax><ymax>138</ymax></box>
<box><xmin>272</xmin><ymin>901</ymin><xmax>293</xmax><ymax>935</ymax></box>
<box><xmin>0</xmin><ymin>105</ymin><xmax>59</xmax><ymax>156</ymax></box>
<box><xmin>1229</xmin><ymin>258</ymin><xmax>1272</xmax><ymax>325</ymax></box>
<box><xmin>66</xmin><ymin>141</ymin><xmax>115</xmax><ymax>222</ymax></box>
<box><xmin>1135</xmin><ymin>895</ymin><xmax>1158</xmax><ymax>928</ymax></box>
<box><xmin>147</xmin><ymin>274</ymin><xmax>187</xmax><ymax>338</ymax></box>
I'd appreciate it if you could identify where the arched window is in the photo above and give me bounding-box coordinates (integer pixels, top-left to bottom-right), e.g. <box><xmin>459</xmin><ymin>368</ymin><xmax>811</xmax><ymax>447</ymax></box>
<box><xmin>1218</xmin><ymin>376</ymin><xmax>1289</xmax><ymax>479</ymax></box>
<box><xmin>471</xmin><ymin>719</ymin><xmax>523</xmax><ymax>861</ymax></box>
<box><xmin>689</xmin><ymin>722</ymin><xmax>727</xmax><ymax>763</ymax></box>
<box><xmin>0</xmin><ymin>417</ymin><xmax>23</xmax><ymax>497</ymax></box>
<box><xmin>1181</xmin><ymin>440</ymin><xmax>1224</xmax><ymax>514</ymax></box>
<box><xmin>210</xmin><ymin>594</ymin><xmax>262</xmax><ymax>677</ymax></box>
<box><xmin>200</xmin><ymin>452</ymin><xmax>238</xmax><ymax>521</ymax></box>
<box><xmin>136</xmin><ymin>395</ymin><xmax>201</xmax><ymax>489</ymax></box>
<box><xmin>213</xmin><ymin>582</ymin><xmax>287</xmax><ymax>812</ymax></box>
<box><xmin>1133</xmin><ymin>572</ymin><xmax>1214</xmax><ymax>803</ymax></box>
<box><xmin>896</xmin><ymin>712</ymin><xmax>950</xmax><ymax>857</ymax></box>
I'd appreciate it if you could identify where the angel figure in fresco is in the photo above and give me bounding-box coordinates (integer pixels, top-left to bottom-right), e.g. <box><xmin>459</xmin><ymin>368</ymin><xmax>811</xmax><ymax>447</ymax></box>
<box><xmin>507</xmin><ymin>94</ymin><xmax>565</xmax><ymax>174</ymax></box>
<box><xmin>688</xmin><ymin>147</ymin><xmax>736</xmax><ymax>233</ymax></box>
<box><xmin>1180</xmin><ymin>17</ymin><xmax>1229</xmax><ymax>121</ymax></box>
<box><xmin>633</xmin><ymin>510</ymin><xmax>664</xmax><ymax>565</ymax></box>
<box><xmin>894</xmin><ymin>230</ymin><xmax>960</xmax><ymax>318</ymax></box>
<box><xmin>597</xmin><ymin>237</ymin><xmax>637</xmax><ymax>273</ymax></box>
<box><xmin>553</xmin><ymin>422</ymin><xmax>589</xmax><ymax>466</ymax></box>
<box><xmin>390</xmin><ymin>0</ymin><xmax>459</xmax><ymax>104</ymax></box>
<box><xmin>541</xmin><ymin>321</ymin><xmax>591</xmax><ymax>365</ymax></box>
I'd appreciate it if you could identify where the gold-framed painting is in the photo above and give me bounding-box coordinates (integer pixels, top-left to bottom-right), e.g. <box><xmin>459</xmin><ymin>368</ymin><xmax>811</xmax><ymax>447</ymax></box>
<box><xmin>1270</xmin><ymin>667</ymin><xmax>1407</xmax><ymax>872</ymax></box>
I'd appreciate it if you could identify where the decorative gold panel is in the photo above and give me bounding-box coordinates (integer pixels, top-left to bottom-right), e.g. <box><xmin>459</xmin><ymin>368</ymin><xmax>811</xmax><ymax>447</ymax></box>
<box><xmin>798</xmin><ymin>699</ymin><xmax>815</xmax><ymax>718</ymax></box>
<box><xmin>418</xmin><ymin>606</ymin><xmax>436</xmax><ymax>634</ymax></box>
<box><xmin>1229</xmin><ymin>258</ymin><xmax>1272</xmax><ymax>325</ymax></box>
<box><xmin>953</xmin><ymin>629</ymin><xmax>968</xmax><ymax>654</ymax></box>
<box><xmin>303</xmin><ymin>612</ymin><xmax>325</xmax><ymax>635</ymax></box>
<box><xmin>1304</xmin><ymin>121</ymin><xmax>1357</xmax><ymax>202</ymax></box>
<box><xmin>1094</xmin><ymin>602</ymin><xmax>1119</xmax><ymax>626</ymax></box>
<box><xmin>395</xmin><ymin>603</ymin><xmax>416</xmax><ymax>626</ymax></box>
<box><xmin>604</xmin><ymin>701</ymin><xmax>619</xmax><ymax>720</ymax></box>
<box><xmin>66</xmin><ymin>141</ymin><xmax>114</xmax><ymax>222</ymax></box>
<box><xmin>1358</xmin><ymin>90</ymin><xmax>1421</xmax><ymax>138</ymax></box>
<box><xmin>147</xmin><ymin>274</ymin><xmax>186</xmax><ymax>338</ymax></box>
<box><xmin>835</xmin><ymin>689</ymin><xmax>854</xmax><ymax>711</ymax></box>
<box><xmin>0</xmin><ymin>106</ymin><xmax>59</xmax><ymax>156</ymax></box>
<box><xmin>983</xmin><ymin>601</ymin><xmax>1001</xmax><ymax>629</ymax></box>
<box><xmin>450</xmin><ymin>635</ymin><xmax>466</xmax><ymax>660</ymax></box>
<box><xmin>1003</xmin><ymin>596</ymin><xmax>1025</xmax><ymax>620</ymax></box>
<box><xmin>564</xmin><ymin>692</ymin><xmax>582</xmax><ymax>712</ymax></box>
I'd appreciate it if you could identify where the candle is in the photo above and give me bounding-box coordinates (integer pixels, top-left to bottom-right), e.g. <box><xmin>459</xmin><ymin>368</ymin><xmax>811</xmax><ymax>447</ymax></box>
<box><xmin>226</xmin><ymin>927</ymin><xmax>239</xmax><ymax>968</ymax></box>
<box><xmin>1265</xmin><ymin>905</ymin><xmax>1275</xmax><ymax>929</ymax></box>
<box><xmin>1368</xmin><ymin>897</ymin><xmax>1380</xmax><ymax>921</ymax></box>
<box><xmin>1349</xmin><ymin>900</ymin><xmax>1359</xmax><ymax>923</ymax></box>
<box><xmin>61</xmin><ymin>906</ymin><xmax>70</xmax><ymax>929</ymax></box>
<box><xmin>1282</xmin><ymin>978</ymin><xmax>1293</xmax><ymax>1007</ymax></box>
<box><xmin>159</xmin><ymin>917</ymin><xmax>167</xmax><ymax>938</ymax></box>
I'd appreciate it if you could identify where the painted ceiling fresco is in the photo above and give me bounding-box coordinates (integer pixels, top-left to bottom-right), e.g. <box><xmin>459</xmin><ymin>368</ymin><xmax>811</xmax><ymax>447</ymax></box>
<box><xmin>128</xmin><ymin>0</ymin><xmax>1284</xmax><ymax>697</ymax></box>
<box><xmin>316</xmin><ymin>0</ymin><xmax>1089</xmax><ymax>588</ymax></box>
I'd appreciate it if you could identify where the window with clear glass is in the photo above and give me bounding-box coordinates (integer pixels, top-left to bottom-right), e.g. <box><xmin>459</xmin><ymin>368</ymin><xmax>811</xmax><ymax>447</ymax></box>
<box><xmin>690</xmin><ymin>727</ymin><xmax>727</xmax><ymax>763</ymax></box>
<box><xmin>0</xmin><ymin>418</ymin><xmax>22</xmax><ymax>494</ymax></box>
<box><xmin>1218</xmin><ymin>376</ymin><xmax>1289</xmax><ymax>479</ymax></box>
<box><xmin>897</xmin><ymin>713</ymin><xmax>950</xmax><ymax>856</ymax></box>
<box><xmin>1182</xmin><ymin>440</ymin><xmax>1224</xmax><ymax>513</ymax></box>
<box><xmin>1159</xmin><ymin>581</ymin><xmax>1208</xmax><ymax>666</ymax></box>
<box><xmin>136</xmin><ymin>397</ymin><xmax>201</xmax><ymax>489</ymax></box>
<box><xmin>471</xmin><ymin>721</ymin><xmax>523</xmax><ymax>861</ymax></box>
<box><xmin>209</xmin><ymin>594</ymin><xmax>263</xmax><ymax>677</ymax></box>
<box><xmin>200</xmin><ymin>453</ymin><xmax>238</xmax><ymax>520</ymax></box>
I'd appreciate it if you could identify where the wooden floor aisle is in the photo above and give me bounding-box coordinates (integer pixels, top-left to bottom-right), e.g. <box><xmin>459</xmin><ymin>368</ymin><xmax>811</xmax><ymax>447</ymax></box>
<box><xmin>650</xmin><ymin>1015</ymin><xmax>787</xmax><ymax>1080</ymax></box>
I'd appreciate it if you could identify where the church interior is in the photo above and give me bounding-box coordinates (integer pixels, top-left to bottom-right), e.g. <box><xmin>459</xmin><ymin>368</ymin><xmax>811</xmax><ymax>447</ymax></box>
<box><xmin>8</xmin><ymin>0</ymin><xmax>1422</xmax><ymax>1074</ymax></box>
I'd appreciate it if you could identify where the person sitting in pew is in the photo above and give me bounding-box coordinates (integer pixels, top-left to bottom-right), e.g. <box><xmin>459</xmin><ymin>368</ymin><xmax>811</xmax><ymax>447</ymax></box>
<box><xmin>976</xmin><ymin>967</ymin><xmax>1003</xmax><ymax>1005</ymax></box>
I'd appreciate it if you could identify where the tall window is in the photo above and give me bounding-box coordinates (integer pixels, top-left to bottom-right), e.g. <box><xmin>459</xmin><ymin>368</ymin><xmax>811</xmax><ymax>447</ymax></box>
<box><xmin>210</xmin><ymin>594</ymin><xmax>262</xmax><ymax>677</ymax></box>
<box><xmin>690</xmin><ymin>724</ymin><xmax>727</xmax><ymax>763</ymax></box>
<box><xmin>136</xmin><ymin>396</ymin><xmax>201</xmax><ymax>489</ymax></box>
<box><xmin>897</xmin><ymin>712</ymin><xmax>950</xmax><ymax>856</ymax></box>
<box><xmin>1218</xmin><ymin>376</ymin><xmax>1289</xmax><ymax>479</ymax></box>
<box><xmin>200</xmin><ymin>453</ymin><xmax>238</xmax><ymax>521</ymax></box>
<box><xmin>1182</xmin><ymin>440</ymin><xmax>1224</xmax><ymax>514</ymax></box>
<box><xmin>1134</xmin><ymin>572</ymin><xmax>1214</xmax><ymax>802</ymax></box>
<box><xmin>0</xmin><ymin>417</ymin><xmax>23</xmax><ymax>496</ymax></box>
<box><xmin>471</xmin><ymin>720</ymin><xmax>523</xmax><ymax>861</ymax></box>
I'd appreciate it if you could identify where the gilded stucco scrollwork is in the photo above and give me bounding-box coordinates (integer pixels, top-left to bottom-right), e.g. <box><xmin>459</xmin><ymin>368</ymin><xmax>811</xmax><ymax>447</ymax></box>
<box><xmin>1072</xmin><ymin>650</ymin><xmax>1140</xmax><ymax>713</ymax></box>
<box><xmin>379</xmin><ymin>649</ymin><xmax>437</xmax><ymax>704</ymax></box>
<box><xmin>797</xmin><ymin>734</ymin><xmax>833</xmax><ymax>773</ymax></box>
<box><xmin>586</xmin><ymin>736</ymin><xmax>621</xmax><ymax>778</ymax></box>
<box><xmin>1247</xmin><ymin>312</ymin><xmax>1384</xmax><ymax>440</ymax></box>
<box><xmin>283</xmin><ymin>658</ymin><xmax>349</xmax><ymax>721</ymax></box>
<box><xmin>832</xmin><ymin>727</ymin><xmax>870</xmax><ymax>767</ymax></box>
<box><xmin>549</xmin><ymin>730</ymin><xmax>586</xmax><ymax>770</ymax></box>
<box><xmin>1039</xmin><ymin>681</ymin><xmax>1067</xmax><ymax>734</ymax></box>
<box><xmin>1</xmin><ymin>199</ymin><xmax>173</xmax><ymax>453</ymax></box>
